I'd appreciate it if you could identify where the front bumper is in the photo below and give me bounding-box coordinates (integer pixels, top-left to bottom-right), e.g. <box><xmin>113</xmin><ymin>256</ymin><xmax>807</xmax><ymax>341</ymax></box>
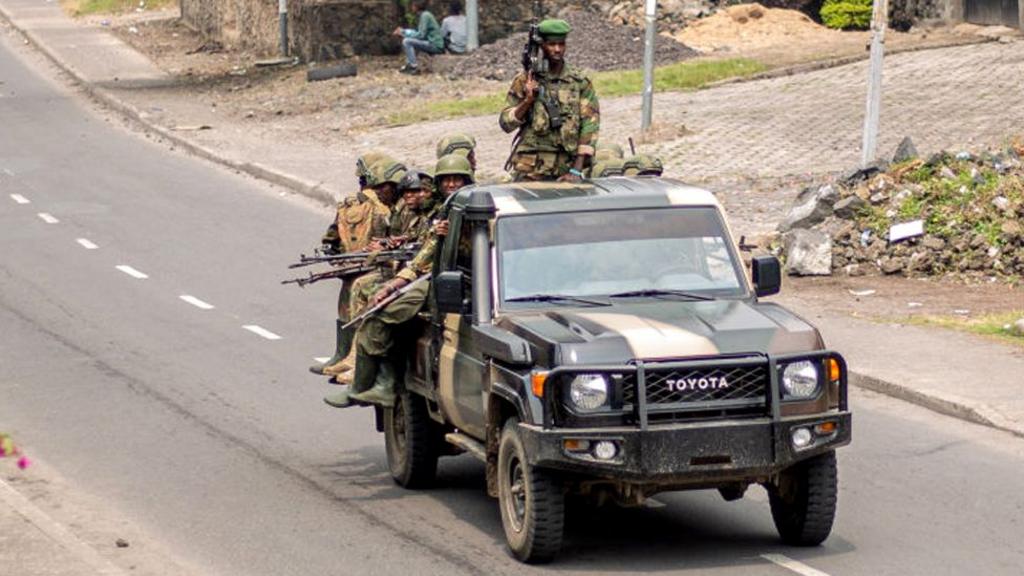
<box><xmin>518</xmin><ymin>411</ymin><xmax>851</xmax><ymax>485</ymax></box>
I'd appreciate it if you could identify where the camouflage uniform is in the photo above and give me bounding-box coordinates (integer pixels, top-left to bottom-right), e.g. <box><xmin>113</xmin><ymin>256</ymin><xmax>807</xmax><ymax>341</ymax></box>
<box><xmin>348</xmin><ymin>195</ymin><xmax>437</xmax><ymax>319</ymax></box>
<box><xmin>339</xmin><ymin>155</ymin><xmax>472</xmax><ymax>408</ymax></box>
<box><xmin>499</xmin><ymin>66</ymin><xmax>600</xmax><ymax>181</ymax></box>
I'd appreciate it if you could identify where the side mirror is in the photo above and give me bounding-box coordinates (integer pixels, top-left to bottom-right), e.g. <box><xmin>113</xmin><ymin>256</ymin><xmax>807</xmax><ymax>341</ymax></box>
<box><xmin>435</xmin><ymin>270</ymin><xmax>466</xmax><ymax>314</ymax></box>
<box><xmin>751</xmin><ymin>255</ymin><xmax>781</xmax><ymax>297</ymax></box>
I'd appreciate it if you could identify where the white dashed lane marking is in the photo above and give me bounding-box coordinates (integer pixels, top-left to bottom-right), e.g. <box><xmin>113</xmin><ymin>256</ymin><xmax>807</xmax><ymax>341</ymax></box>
<box><xmin>76</xmin><ymin>238</ymin><xmax>98</xmax><ymax>250</ymax></box>
<box><xmin>179</xmin><ymin>295</ymin><xmax>215</xmax><ymax>310</ymax></box>
<box><xmin>115</xmin><ymin>265</ymin><xmax>149</xmax><ymax>279</ymax></box>
<box><xmin>761</xmin><ymin>554</ymin><xmax>831</xmax><ymax>576</ymax></box>
<box><xmin>314</xmin><ymin>357</ymin><xmax>331</xmax><ymax>364</ymax></box>
<box><xmin>243</xmin><ymin>325</ymin><xmax>282</xmax><ymax>341</ymax></box>
<box><xmin>37</xmin><ymin>212</ymin><xmax>59</xmax><ymax>224</ymax></box>
<box><xmin>10</xmin><ymin>193</ymin><xmax>29</xmax><ymax>204</ymax></box>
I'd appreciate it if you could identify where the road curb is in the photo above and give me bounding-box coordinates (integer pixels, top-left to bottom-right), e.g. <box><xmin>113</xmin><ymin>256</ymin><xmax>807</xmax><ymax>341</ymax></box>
<box><xmin>849</xmin><ymin>372</ymin><xmax>1023</xmax><ymax>439</ymax></box>
<box><xmin>0</xmin><ymin>5</ymin><xmax>342</xmax><ymax>208</ymax></box>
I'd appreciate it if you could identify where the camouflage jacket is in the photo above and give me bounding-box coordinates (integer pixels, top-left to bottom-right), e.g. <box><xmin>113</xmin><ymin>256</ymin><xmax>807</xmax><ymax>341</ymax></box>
<box><xmin>396</xmin><ymin>202</ymin><xmax>444</xmax><ymax>282</ymax></box>
<box><xmin>322</xmin><ymin>188</ymin><xmax>391</xmax><ymax>254</ymax></box>
<box><xmin>498</xmin><ymin>65</ymin><xmax>600</xmax><ymax>157</ymax></box>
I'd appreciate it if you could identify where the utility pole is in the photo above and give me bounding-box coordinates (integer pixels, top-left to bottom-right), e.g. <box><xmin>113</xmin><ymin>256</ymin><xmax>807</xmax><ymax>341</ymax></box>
<box><xmin>640</xmin><ymin>0</ymin><xmax>657</xmax><ymax>132</ymax></box>
<box><xmin>466</xmin><ymin>0</ymin><xmax>479</xmax><ymax>52</ymax></box>
<box><xmin>278</xmin><ymin>0</ymin><xmax>289</xmax><ymax>57</ymax></box>
<box><xmin>861</xmin><ymin>0</ymin><xmax>888</xmax><ymax>167</ymax></box>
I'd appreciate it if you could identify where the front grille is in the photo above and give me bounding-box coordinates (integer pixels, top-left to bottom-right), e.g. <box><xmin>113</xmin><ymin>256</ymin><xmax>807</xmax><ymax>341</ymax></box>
<box><xmin>622</xmin><ymin>364</ymin><xmax>768</xmax><ymax>407</ymax></box>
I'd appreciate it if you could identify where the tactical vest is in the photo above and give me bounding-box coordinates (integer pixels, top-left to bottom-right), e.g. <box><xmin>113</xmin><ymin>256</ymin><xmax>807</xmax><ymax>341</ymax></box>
<box><xmin>521</xmin><ymin>67</ymin><xmax>586</xmax><ymax>154</ymax></box>
<box><xmin>336</xmin><ymin>189</ymin><xmax>390</xmax><ymax>253</ymax></box>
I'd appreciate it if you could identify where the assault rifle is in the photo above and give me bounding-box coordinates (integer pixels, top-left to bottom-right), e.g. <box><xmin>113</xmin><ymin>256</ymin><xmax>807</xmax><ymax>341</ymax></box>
<box><xmin>281</xmin><ymin>263</ymin><xmax>376</xmax><ymax>288</ymax></box>
<box><xmin>341</xmin><ymin>273</ymin><xmax>430</xmax><ymax>330</ymax></box>
<box><xmin>287</xmin><ymin>244</ymin><xmax>421</xmax><ymax>269</ymax></box>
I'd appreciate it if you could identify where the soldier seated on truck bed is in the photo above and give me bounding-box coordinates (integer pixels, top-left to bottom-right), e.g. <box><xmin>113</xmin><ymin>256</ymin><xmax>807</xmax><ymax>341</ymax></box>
<box><xmin>330</xmin><ymin>154</ymin><xmax>475</xmax><ymax>409</ymax></box>
<box><xmin>310</xmin><ymin>152</ymin><xmax>397</xmax><ymax>379</ymax></box>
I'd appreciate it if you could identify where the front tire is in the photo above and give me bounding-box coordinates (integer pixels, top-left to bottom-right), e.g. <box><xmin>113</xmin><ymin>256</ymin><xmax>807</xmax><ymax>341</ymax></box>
<box><xmin>768</xmin><ymin>450</ymin><xmax>838</xmax><ymax>546</ymax></box>
<box><xmin>384</xmin><ymin>392</ymin><xmax>439</xmax><ymax>488</ymax></box>
<box><xmin>497</xmin><ymin>418</ymin><xmax>565</xmax><ymax>563</ymax></box>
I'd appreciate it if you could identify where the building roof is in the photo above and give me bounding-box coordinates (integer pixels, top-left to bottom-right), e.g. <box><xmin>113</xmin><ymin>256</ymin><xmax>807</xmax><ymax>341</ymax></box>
<box><xmin>452</xmin><ymin>177</ymin><xmax>721</xmax><ymax>216</ymax></box>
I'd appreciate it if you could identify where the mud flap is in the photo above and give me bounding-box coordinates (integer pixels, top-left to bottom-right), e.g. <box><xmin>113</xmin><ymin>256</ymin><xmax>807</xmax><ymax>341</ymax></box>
<box><xmin>374</xmin><ymin>405</ymin><xmax>385</xmax><ymax>433</ymax></box>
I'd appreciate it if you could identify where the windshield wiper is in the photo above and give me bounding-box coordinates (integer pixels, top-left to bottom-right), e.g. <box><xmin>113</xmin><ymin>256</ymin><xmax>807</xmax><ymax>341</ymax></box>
<box><xmin>608</xmin><ymin>289</ymin><xmax>714</xmax><ymax>301</ymax></box>
<box><xmin>505</xmin><ymin>294</ymin><xmax>610</xmax><ymax>307</ymax></box>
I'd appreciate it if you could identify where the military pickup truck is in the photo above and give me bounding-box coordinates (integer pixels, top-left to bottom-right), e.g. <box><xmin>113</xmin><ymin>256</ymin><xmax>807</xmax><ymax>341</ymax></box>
<box><xmin>373</xmin><ymin>178</ymin><xmax>852</xmax><ymax>563</ymax></box>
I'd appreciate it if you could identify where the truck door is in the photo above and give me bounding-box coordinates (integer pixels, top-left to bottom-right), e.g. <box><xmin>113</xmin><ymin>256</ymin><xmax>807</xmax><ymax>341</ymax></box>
<box><xmin>437</xmin><ymin>210</ymin><xmax>488</xmax><ymax>437</ymax></box>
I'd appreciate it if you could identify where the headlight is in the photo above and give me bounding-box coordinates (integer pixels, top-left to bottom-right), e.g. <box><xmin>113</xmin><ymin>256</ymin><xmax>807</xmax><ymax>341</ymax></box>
<box><xmin>568</xmin><ymin>374</ymin><xmax>609</xmax><ymax>411</ymax></box>
<box><xmin>781</xmin><ymin>361</ymin><xmax>819</xmax><ymax>398</ymax></box>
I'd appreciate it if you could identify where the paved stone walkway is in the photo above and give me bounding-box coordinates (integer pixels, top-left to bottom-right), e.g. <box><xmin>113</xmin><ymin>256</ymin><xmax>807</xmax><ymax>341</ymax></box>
<box><xmin>363</xmin><ymin>40</ymin><xmax>1024</xmax><ymax>183</ymax></box>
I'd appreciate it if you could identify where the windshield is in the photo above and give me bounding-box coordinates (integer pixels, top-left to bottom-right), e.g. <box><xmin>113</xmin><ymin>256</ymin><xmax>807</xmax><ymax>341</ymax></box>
<box><xmin>497</xmin><ymin>207</ymin><xmax>747</xmax><ymax>305</ymax></box>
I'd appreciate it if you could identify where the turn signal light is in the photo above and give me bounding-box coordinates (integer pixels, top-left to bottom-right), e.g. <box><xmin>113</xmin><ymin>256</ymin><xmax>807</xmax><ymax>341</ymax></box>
<box><xmin>827</xmin><ymin>358</ymin><xmax>841</xmax><ymax>382</ymax></box>
<box><xmin>531</xmin><ymin>372</ymin><xmax>549</xmax><ymax>398</ymax></box>
<box><xmin>815</xmin><ymin>421</ymin><xmax>837</xmax><ymax>435</ymax></box>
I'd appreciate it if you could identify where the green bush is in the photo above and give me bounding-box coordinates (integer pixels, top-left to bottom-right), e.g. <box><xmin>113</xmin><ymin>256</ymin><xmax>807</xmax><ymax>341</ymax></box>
<box><xmin>820</xmin><ymin>0</ymin><xmax>874</xmax><ymax>30</ymax></box>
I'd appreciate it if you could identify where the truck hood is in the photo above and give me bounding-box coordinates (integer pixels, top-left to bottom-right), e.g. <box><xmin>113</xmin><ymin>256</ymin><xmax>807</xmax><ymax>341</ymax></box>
<box><xmin>501</xmin><ymin>300</ymin><xmax>824</xmax><ymax>365</ymax></box>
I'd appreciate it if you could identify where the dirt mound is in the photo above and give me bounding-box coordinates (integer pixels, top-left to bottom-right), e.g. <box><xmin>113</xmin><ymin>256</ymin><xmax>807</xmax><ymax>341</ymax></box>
<box><xmin>433</xmin><ymin>9</ymin><xmax>697</xmax><ymax>81</ymax></box>
<box><xmin>676</xmin><ymin>3</ymin><xmax>840</xmax><ymax>53</ymax></box>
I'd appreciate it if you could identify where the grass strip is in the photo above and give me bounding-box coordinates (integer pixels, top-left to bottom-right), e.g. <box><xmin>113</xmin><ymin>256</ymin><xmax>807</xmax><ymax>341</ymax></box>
<box><xmin>387</xmin><ymin>57</ymin><xmax>766</xmax><ymax>126</ymax></box>
<box><xmin>890</xmin><ymin>310</ymin><xmax>1024</xmax><ymax>348</ymax></box>
<box><xmin>62</xmin><ymin>0</ymin><xmax>175</xmax><ymax>16</ymax></box>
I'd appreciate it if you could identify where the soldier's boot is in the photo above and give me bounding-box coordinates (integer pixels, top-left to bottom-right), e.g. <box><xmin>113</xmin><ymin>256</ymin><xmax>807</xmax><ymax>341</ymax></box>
<box><xmin>323</xmin><ymin>353</ymin><xmax>377</xmax><ymax>408</ymax></box>
<box><xmin>320</xmin><ymin>324</ymin><xmax>357</xmax><ymax>377</ymax></box>
<box><xmin>309</xmin><ymin>320</ymin><xmax>352</xmax><ymax>375</ymax></box>
<box><xmin>337</xmin><ymin>347</ymin><xmax>357</xmax><ymax>373</ymax></box>
<box><xmin>349</xmin><ymin>358</ymin><xmax>396</xmax><ymax>409</ymax></box>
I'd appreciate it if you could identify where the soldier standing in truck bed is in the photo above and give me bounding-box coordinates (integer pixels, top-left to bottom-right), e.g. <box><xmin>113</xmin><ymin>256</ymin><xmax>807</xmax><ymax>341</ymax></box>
<box><xmin>499</xmin><ymin>19</ymin><xmax>600</xmax><ymax>182</ymax></box>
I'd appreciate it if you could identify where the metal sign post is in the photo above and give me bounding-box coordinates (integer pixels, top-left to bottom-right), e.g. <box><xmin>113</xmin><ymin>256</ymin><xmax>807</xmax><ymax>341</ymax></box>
<box><xmin>861</xmin><ymin>0</ymin><xmax>888</xmax><ymax>167</ymax></box>
<box><xmin>467</xmin><ymin>0</ymin><xmax>479</xmax><ymax>52</ymax></box>
<box><xmin>641</xmin><ymin>0</ymin><xmax>657</xmax><ymax>131</ymax></box>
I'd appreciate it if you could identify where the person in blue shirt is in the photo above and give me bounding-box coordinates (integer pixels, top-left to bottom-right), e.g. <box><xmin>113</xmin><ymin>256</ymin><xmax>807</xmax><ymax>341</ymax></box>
<box><xmin>392</xmin><ymin>0</ymin><xmax>444</xmax><ymax>75</ymax></box>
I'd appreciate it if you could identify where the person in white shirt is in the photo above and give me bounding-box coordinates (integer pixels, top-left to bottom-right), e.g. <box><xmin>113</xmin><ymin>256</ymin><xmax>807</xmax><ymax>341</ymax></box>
<box><xmin>441</xmin><ymin>1</ymin><xmax>468</xmax><ymax>54</ymax></box>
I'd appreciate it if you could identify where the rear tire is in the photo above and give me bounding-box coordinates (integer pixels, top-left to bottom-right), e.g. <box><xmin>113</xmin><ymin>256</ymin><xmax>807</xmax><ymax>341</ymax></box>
<box><xmin>497</xmin><ymin>418</ymin><xmax>564</xmax><ymax>563</ymax></box>
<box><xmin>384</xmin><ymin>392</ymin><xmax>439</xmax><ymax>489</ymax></box>
<box><xmin>768</xmin><ymin>450</ymin><xmax>838</xmax><ymax>546</ymax></box>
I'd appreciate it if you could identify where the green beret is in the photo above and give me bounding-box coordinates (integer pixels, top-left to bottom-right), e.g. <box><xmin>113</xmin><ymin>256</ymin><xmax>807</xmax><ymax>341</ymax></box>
<box><xmin>537</xmin><ymin>19</ymin><xmax>570</xmax><ymax>40</ymax></box>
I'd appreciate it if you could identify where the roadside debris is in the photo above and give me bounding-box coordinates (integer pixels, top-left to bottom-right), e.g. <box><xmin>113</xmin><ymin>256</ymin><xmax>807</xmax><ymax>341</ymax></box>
<box><xmin>780</xmin><ymin>138</ymin><xmax>1024</xmax><ymax>280</ymax></box>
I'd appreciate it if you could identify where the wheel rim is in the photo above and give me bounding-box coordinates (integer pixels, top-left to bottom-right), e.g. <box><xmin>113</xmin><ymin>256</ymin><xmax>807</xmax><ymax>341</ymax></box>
<box><xmin>505</xmin><ymin>455</ymin><xmax>527</xmax><ymax>533</ymax></box>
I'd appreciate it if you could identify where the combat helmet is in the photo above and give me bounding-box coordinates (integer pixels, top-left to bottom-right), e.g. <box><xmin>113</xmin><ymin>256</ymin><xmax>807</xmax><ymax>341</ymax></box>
<box><xmin>370</xmin><ymin>158</ymin><xmax>408</xmax><ymax>187</ymax></box>
<box><xmin>436</xmin><ymin>133</ymin><xmax>477</xmax><ymax>159</ymax></box>
<box><xmin>623</xmin><ymin>154</ymin><xmax>664</xmax><ymax>177</ymax></box>
<box><xmin>356</xmin><ymin>151</ymin><xmax>390</xmax><ymax>182</ymax></box>
<box><xmin>590</xmin><ymin>158</ymin><xmax>625</xmax><ymax>178</ymax></box>
<box><xmin>398</xmin><ymin>169</ymin><xmax>425</xmax><ymax>193</ymax></box>
<box><xmin>434</xmin><ymin>154</ymin><xmax>475</xmax><ymax>183</ymax></box>
<box><xmin>594</xmin><ymin>142</ymin><xmax>625</xmax><ymax>161</ymax></box>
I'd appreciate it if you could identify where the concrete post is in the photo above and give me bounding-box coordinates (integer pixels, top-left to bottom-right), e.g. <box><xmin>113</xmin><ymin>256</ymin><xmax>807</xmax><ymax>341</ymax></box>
<box><xmin>278</xmin><ymin>0</ymin><xmax>289</xmax><ymax>57</ymax></box>
<box><xmin>467</xmin><ymin>0</ymin><xmax>479</xmax><ymax>51</ymax></box>
<box><xmin>861</xmin><ymin>0</ymin><xmax>888</xmax><ymax>167</ymax></box>
<box><xmin>640</xmin><ymin>0</ymin><xmax>657</xmax><ymax>132</ymax></box>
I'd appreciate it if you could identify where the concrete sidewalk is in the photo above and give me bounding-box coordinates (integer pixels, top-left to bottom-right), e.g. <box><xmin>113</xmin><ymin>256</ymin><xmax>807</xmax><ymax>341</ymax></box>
<box><xmin>780</xmin><ymin>296</ymin><xmax>1024</xmax><ymax>438</ymax></box>
<box><xmin>2</xmin><ymin>0</ymin><xmax>1021</xmax><ymax>437</ymax></box>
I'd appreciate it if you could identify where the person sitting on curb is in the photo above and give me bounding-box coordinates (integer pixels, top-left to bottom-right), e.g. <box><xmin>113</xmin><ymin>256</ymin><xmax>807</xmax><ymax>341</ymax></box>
<box><xmin>441</xmin><ymin>1</ymin><xmax>468</xmax><ymax>54</ymax></box>
<box><xmin>393</xmin><ymin>0</ymin><xmax>444</xmax><ymax>75</ymax></box>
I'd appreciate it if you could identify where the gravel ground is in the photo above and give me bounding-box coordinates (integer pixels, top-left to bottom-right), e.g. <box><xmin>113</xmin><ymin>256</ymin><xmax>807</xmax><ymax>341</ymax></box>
<box><xmin>432</xmin><ymin>9</ymin><xmax>697</xmax><ymax>81</ymax></box>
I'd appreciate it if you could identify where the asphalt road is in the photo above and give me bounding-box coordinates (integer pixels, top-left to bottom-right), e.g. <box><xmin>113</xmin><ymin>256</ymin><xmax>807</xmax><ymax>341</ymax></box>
<box><xmin>2</xmin><ymin>29</ymin><xmax>1023</xmax><ymax>576</ymax></box>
